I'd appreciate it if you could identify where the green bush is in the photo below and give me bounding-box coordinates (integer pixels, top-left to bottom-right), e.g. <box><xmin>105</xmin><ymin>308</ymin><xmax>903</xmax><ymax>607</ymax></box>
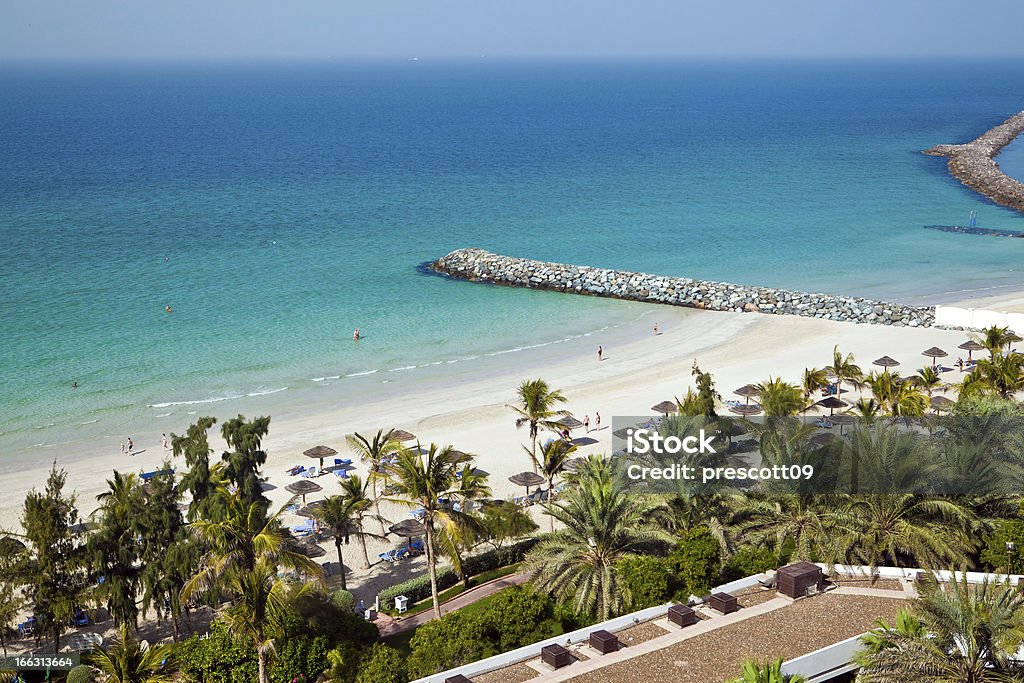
<box><xmin>722</xmin><ymin>546</ymin><xmax>780</xmax><ymax>583</ymax></box>
<box><xmin>176</xmin><ymin>622</ymin><xmax>259</xmax><ymax>683</ymax></box>
<box><xmin>477</xmin><ymin>586</ymin><xmax>558</xmax><ymax>651</ymax></box>
<box><xmin>406</xmin><ymin>612</ymin><xmax>485</xmax><ymax>678</ymax></box>
<box><xmin>377</xmin><ymin>566</ymin><xmax>458</xmax><ymax>612</ymax></box>
<box><xmin>980</xmin><ymin>519</ymin><xmax>1024</xmax><ymax>571</ymax></box>
<box><xmin>355</xmin><ymin>644</ymin><xmax>407</xmax><ymax>683</ymax></box>
<box><xmin>461</xmin><ymin>538</ymin><xmax>537</xmax><ymax>578</ymax></box>
<box><xmin>616</xmin><ymin>555</ymin><xmax>675</xmax><ymax>609</ymax></box>
<box><xmin>331</xmin><ymin>589</ymin><xmax>356</xmax><ymax>612</ymax></box>
<box><xmin>670</xmin><ymin>526</ymin><xmax>722</xmax><ymax>598</ymax></box>
<box><xmin>65</xmin><ymin>664</ymin><xmax>93</xmax><ymax>683</ymax></box>
<box><xmin>269</xmin><ymin>634</ymin><xmax>331</xmax><ymax>683</ymax></box>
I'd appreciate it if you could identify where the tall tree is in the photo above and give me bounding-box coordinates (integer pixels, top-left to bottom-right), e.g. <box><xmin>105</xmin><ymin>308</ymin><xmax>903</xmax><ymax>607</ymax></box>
<box><xmin>384</xmin><ymin>445</ymin><xmax>489</xmax><ymax>618</ymax></box>
<box><xmin>20</xmin><ymin>465</ymin><xmax>89</xmax><ymax>653</ymax></box>
<box><xmin>0</xmin><ymin>539</ymin><xmax>24</xmax><ymax>658</ymax></box>
<box><xmin>182</xmin><ymin>488</ymin><xmax>323</xmax><ymax>683</ymax></box>
<box><xmin>825</xmin><ymin>346</ymin><xmax>863</xmax><ymax>400</ymax></box>
<box><xmin>754</xmin><ymin>377</ymin><xmax>806</xmax><ymax>417</ymax></box>
<box><xmin>526</xmin><ymin>456</ymin><xmax>671</xmax><ymax>620</ymax></box>
<box><xmin>509</xmin><ymin>379</ymin><xmax>570</xmax><ymax>472</ymax></box>
<box><xmin>536</xmin><ymin>439</ymin><xmax>577</xmax><ymax>531</ymax></box>
<box><xmin>347</xmin><ymin>429</ymin><xmax>403</xmax><ymax>532</ymax></box>
<box><xmin>801</xmin><ymin>367</ymin><xmax>829</xmax><ymax>408</ymax></box>
<box><xmin>316</xmin><ymin>480</ymin><xmax>386</xmax><ymax>590</ymax></box>
<box><xmin>174</xmin><ymin>417</ymin><xmax>225</xmax><ymax>522</ymax></box>
<box><xmin>138</xmin><ymin>465</ymin><xmax>197</xmax><ymax>642</ymax></box>
<box><xmin>220</xmin><ymin>415</ymin><xmax>272</xmax><ymax>514</ymax></box>
<box><xmin>678</xmin><ymin>362</ymin><xmax>720</xmax><ymax>418</ymax></box>
<box><xmin>90</xmin><ymin>471</ymin><xmax>145</xmax><ymax>628</ymax></box>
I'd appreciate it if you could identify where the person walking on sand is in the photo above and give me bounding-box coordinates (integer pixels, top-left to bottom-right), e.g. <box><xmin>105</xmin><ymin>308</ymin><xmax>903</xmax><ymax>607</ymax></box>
<box><xmin>161</xmin><ymin>433</ymin><xmax>169</xmax><ymax>453</ymax></box>
<box><xmin>597</xmin><ymin>345</ymin><xmax>603</xmax><ymax>361</ymax></box>
<box><xmin>126</xmin><ymin>437</ymin><xmax>134</xmax><ymax>455</ymax></box>
<box><xmin>653</xmin><ymin>322</ymin><xmax>659</xmax><ymax>335</ymax></box>
<box><xmin>120</xmin><ymin>442</ymin><xmax>126</xmax><ymax>457</ymax></box>
<box><xmin>595</xmin><ymin>412</ymin><xmax>601</xmax><ymax>430</ymax></box>
<box><xmin>583</xmin><ymin>414</ymin><xmax>590</xmax><ymax>432</ymax></box>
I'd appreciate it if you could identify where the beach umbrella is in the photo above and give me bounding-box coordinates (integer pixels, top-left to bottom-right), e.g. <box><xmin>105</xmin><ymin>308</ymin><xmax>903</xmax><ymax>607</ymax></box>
<box><xmin>558</xmin><ymin>416</ymin><xmax>584</xmax><ymax>430</ymax></box>
<box><xmin>293</xmin><ymin>542</ymin><xmax>327</xmax><ymax>559</ymax></box>
<box><xmin>873</xmin><ymin>356</ymin><xmax>900</xmax><ymax>369</ymax></box>
<box><xmin>564</xmin><ymin>457</ymin><xmax>587</xmax><ymax>474</ymax></box>
<box><xmin>930</xmin><ymin>395</ymin><xmax>956</xmax><ymax>414</ymax></box>
<box><xmin>296</xmin><ymin>500</ymin><xmax>327</xmax><ymax>519</ymax></box>
<box><xmin>922</xmin><ymin>346</ymin><xmax>948</xmax><ymax>368</ymax></box>
<box><xmin>815</xmin><ymin>396</ymin><xmax>848</xmax><ymax>416</ymax></box>
<box><xmin>388</xmin><ymin>429</ymin><xmax>417</xmax><ymax>443</ymax></box>
<box><xmin>612</xmin><ymin>427</ymin><xmax>634</xmax><ymax>440</ymax></box>
<box><xmin>303</xmin><ymin>445</ymin><xmax>338</xmax><ymax>470</ymax></box>
<box><xmin>729</xmin><ymin>403</ymin><xmax>762</xmax><ymax>416</ymax></box>
<box><xmin>734</xmin><ymin>384</ymin><xmax>761</xmax><ymax>405</ymax></box>
<box><xmin>958</xmin><ymin>340</ymin><xmax>985</xmax><ymax>362</ymax></box>
<box><xmin>651</xmin><ymin>400</ymin><xmax>678</xmax><ymax>415</ymax></box>
<box><xmin>509</xmin><ymin>471</ymin><xmax>546</xmax><ymax>497</ymax></box>
<box><xmin>829</xmin><ymin>413</ymin><xmax>858</xmax><ymax>436</ymax></box>
<box><xmin>285</xmin><ymin>479</ymin><xmax>323</xmax><ymax>505</ymax></box>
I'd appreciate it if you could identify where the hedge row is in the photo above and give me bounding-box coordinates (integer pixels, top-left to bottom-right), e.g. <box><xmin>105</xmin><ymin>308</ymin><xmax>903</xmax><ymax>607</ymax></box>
<box><xmin>377</xmin><ymin>538</ymin><xmax>538</xmax><ymax>611</ymax></box>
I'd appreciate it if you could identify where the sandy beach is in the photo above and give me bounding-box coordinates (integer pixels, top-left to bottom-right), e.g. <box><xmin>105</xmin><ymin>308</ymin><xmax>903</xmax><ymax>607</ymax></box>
<box><xmin>0</xmin><ymin>298</ymin><xmax>990</xmax><ymax>606</ymax></box>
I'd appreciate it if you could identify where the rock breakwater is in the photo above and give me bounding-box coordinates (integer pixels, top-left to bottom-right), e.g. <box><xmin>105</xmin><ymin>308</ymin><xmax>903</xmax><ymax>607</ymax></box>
<box><xmin>924</xmin><ymin>111</ymin><xmax>1024</xmax><ymax>214</ymax></box>
<box><xmin>430</xmin><ymin>249</ymin><xmax>936</xmax><ymax>327</ymax></box>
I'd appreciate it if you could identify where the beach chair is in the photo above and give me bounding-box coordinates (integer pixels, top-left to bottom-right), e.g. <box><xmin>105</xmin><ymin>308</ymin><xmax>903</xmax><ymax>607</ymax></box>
<box><xmin>395</xmin><ymin>547</ymin><xmax>411</xmax><ymax>561</ymax></box>
<box><xmin>377</xmin><ymin>549</ymin><xmax>399</xmax><ymax>563</ymax></box>
<box><xmin>410</xmin><ymin>508</ymin><xmax>426</xmax><ymax>519</ymax></box>
<box><xmin>334</xmin><ymin>469</ymin><xmax>349</xmax><ymax>479</ymax></box>
<box><xmin>286</xmin><ymin>465</ymin><xmax>305</xmax><ymax>475</ymax></box>
<box><xmin>302</xmin><ymin>465</ymin><xmax>320</xmax><ymax>478</ymax></box>
<box><xmin>410</xmin><ymin>539</ymin><xmax>424</xmax><ymax>554</ymax></box>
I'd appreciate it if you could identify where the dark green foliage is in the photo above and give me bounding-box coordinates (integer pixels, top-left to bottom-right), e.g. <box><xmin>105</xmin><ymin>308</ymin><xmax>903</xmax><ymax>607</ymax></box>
<box><xmin>355</xmin><ymin>644</ymin><xmax>407</xmax><ymax>683</ymax></box>
<box><xmin>476</xmin><ymin>586</ymin><xmax>560</xmax><ymax>651</ymax></box>
<box><xmin>19</xmin><ymin>465</ymin><xmax>89</xmax><ymax>652</ymax></box>
<box><xmin>177</xmin><ymin>621</ymin><xmax>259</xmax><ymax>683</ymax></box>
<box><xmin>174</xmin><ymin>417</ymin><xmax>223</xmax><ymax>522</ymax></box>
<box><xmin>461</xmin><ymin>538</ymin><xmax>537</xmax><ymax>577</ymax></box>
<box><xmin>220</xmin><ymin>415</ymin><xmax>272</xmax><ymax>515</ymax></box>
<box><xmin>478</xmin><ymin>501</ymin><xmax>539</xmax><ymax>549</ymax></box>
<box><xmin>722</xmin><ymin>546</ymin><xmax>781</xmax><ymax>583</ymax></box>
<box><xmin>331</xmin><ymin>590</ymin><xmax>356</xmax><ymax>612</ymax></box>
<box><xmin>670</xmin><ymin>526</ymin><xmax>722</xmax><ymax>598</ymax></box>
<box><xmin>89</xmin><ymin>471</ymin><xmax>145</xmax><ymax>628</ymax></box>
<box><xmin>65</xmin><ymin>664</ymin><xmax>93</xmax><ymax>683</ymax></box>
<box><xmin>616</xmin><ymin>555</ymin><xmax>675</xmax><ymax>608</ymax></box>
<box><xmin>405</xmin><ymin>613</ymin><xmax>485</xmax><ymax>677</ymax></box>
<box><xmin>678</xmin><ymin>362</ymin><xmax>720</xmax><ymax>418</ymax></box>
<box><xmin>269</xmin><ymin>634</ymin><xmax>330</xmax><ymax>683</ymax></box>
<box><xmin>980</xmin><ymin>518</ymin><xmax>1024</xmax><ymax>572</ymax></box>
<box><xmin>286</xmin><ymin>590</ymin><xmax>378</xmax><ymax>650</ymax></box>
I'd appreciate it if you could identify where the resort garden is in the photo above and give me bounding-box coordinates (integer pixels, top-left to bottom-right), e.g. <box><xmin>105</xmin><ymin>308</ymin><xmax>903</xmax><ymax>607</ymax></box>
<box><xmin>4</xmin><ymin>326</ymin><xmax>1024</xmax><ymax>682</ymax></box>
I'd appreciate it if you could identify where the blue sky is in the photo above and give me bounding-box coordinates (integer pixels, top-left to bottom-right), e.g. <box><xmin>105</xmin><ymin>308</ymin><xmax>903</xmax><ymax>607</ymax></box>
<box><xmin>2</xmin><ymin>0</ymin><xmax>1023</xmax><ymax>61</ymax></box>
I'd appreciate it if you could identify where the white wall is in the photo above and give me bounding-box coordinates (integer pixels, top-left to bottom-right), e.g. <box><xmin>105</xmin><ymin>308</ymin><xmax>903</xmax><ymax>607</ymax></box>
<box><xmin>935</xmin><ymin>305</ymin><xmax>1024</xmax><ymax>332</ymax></box>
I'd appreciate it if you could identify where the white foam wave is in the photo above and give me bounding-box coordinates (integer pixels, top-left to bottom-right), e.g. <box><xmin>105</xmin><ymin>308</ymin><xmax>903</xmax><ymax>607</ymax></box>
<box><xmin>148</xmin><ymin>393</ymin><xmax>245</xmax><ymax>409</ymax></box>
<box><xmin>345</xmin><ymin>370</ymin><xmax>378</xmax><ymax>377</ymax></box>
<box><xmin>247</xmin><ymin>387</ymin><xmax>287</xmax><ymax>397</ymax></box>
<box><xmin>80</xmin><ymin>419</ymin><xmax>100</xmax><ymax>425</ymax></box>
<box><xmin>388</xmin><ymin>365</ymin><xmax>417</xmax><ymax>372</ymax></box>
<box><xmin>154</xmin><ymin>412</ymin><xmax>173</xmax><ymax>418</ymax></box>
<box><xmin>419</xmin><ymin>361</ymin><xmax>443</xmax><ymax>367</ymax></box>
<box><xmin>311</xmin><ymin>376</ymin><xmax>341</xmax><ymax>383</ymax></box>
<box><xmin>485</xmin><ymin>347</ymin><xmax>524</xmax><ymax>357</ymax></box>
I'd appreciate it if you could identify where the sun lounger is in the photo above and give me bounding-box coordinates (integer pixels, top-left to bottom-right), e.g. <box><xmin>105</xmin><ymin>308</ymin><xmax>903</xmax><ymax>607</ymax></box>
<box><xmin>394</xmin><ymin>547</ymin><xmax>410</xmax><ymax>561</ymax></box>
<box><xmin>301</xmin><ymin>466</ymin><xmax>320</xmax><ymax>478</ymax></box>
<box><xmin>378</xmin><ymin>549</ymin><xmax>400</xmax><ymax>563</ymax></box>
<box><xmin>334</xmin><ymin>469</ymin><xmax>349</xmax><ymax>479</ymax></box>
<box><xmin>410</xmin><ymin>539</ymin><xmax>424</xmax><ymax>553</ymax></box>
<box><xmin>287</xmin><ymin>465</ymin><xmax>306</xmax><ymax>475</ymax></box>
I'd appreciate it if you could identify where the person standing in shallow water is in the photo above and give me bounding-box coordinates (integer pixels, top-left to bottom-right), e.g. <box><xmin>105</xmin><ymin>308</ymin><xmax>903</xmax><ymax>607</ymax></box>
<box><xmin>353</xmin><ymin>328</ymin><xmax>360</xmax><ymax>341</ymax></box>
<box><xmin>597</xmin><ymin>346</ymin><xmax>603</xmax><ymax>361</ymax></box>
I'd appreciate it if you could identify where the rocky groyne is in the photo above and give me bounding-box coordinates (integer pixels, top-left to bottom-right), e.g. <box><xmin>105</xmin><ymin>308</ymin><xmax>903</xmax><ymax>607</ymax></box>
<box><xmin>924</xmin><ymin>111</ymin><xmax>1024</xmax><ymax>214</ymax></box>
<box><xmin>431</xmin><ymin>249</ymin><xmax>936</xmax><ymax>327</ymax></box>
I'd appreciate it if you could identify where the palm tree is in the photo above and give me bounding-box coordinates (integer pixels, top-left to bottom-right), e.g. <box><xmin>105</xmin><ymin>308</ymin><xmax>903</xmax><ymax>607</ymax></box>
<box><xmin>978</xmin><ymin>324</ymin><xmax>1017</xmax><ymax>360</ymax></box>
<box><xmin>970</xmin><ymin>352</ymin><xmax>1024</xmax><ymax>399</ymax></box>
<box><xmin>910</xmin><ymin>366</ymin><xmax>945</xmax><ymax>400</ymax></box>
<box><xmin>509</xmin><ymin>379</ymin><xmax>570</xmax><ymax>472</ymax></box>
<box><xmin>825</xmin><ymin>346</ymin><xmax>863</xmax><ymax>400</ymax></box>
<box><xmin>338</xmin><ymin>474</ymin><xmax>388</xmax><ymax>570</ymax></box>
<box><xmin>92</xmin><ymin>471</ymin><xmax>146</xmax><ymax>628</ymax></box>
<box><xmin>855</xmin><ymin>572</ymin><xmax>1024</xmax><ymax>682</ymax></box>
<box><xmin>347</xmin><ymin>429</ymin><xmax>403</xmax><ymax>532</ymax></box>
<box><xmin>526</xmin><ymin>456</ymin><xmax>672</xmax><ymax>620</ymax></box>
<box><xmin>830</xmin><ymin>495</ymin><xmax>974</xmax><ymax>570</ymax></box>
<box><xmin>729</xmin><ymin>657</ymin><xmax>806</xmax><ymax>683</ymax></box>
<box><xmin>316</xmin><ymin>487</ymin><xmax>386</xmax><ymax>590</ymax></box>
<box><xmin>851</xmin><ymin>397</ymin><xmax>881</xmax><ymax>419</ymax></box>
<box><xmin>734</xmin><ymin>494</ymin><xmax>835</xmax><ymax>563</ymax></box>
<box><xmin>87</xmin><ymin>623</ymin><xmax>176</xmax><ymax>683</ymax></box>
<box><xmin>801</xmin><ymin>367</ymin><xmax>829</xmax><ymax>414</ymax></box>
<box><xmin>384</xmin><ymin>444</ymin><xmax>489</xmax><ymax>618</ymax></box>
<box><xmin>536</xmin><ymin>439</ymin><xmax>577</xmax><ymax>530</ymax></box>
<box><xmin>181</xmin><ymin>488</ymin><xmax>323</xmax><ymax>683</ymax></box>
<box><xmin>754</xmin><ymin>377</ymin><xmax>806</xmax><ymax>417</ymax></box>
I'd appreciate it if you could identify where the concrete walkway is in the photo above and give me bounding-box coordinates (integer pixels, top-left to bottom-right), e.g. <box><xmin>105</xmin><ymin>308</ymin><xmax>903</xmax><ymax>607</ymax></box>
<box><xmin>376</xmin><ymin>570</ymin><xmax>532</xmax><ymax>637</ymax></box>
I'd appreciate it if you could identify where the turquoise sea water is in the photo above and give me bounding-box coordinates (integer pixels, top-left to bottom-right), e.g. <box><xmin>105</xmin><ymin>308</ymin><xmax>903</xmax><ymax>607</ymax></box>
<box><xmin>2</xmin><ymin>59</ymin><xmax>1024</xmax><ymax>456</ymax></box>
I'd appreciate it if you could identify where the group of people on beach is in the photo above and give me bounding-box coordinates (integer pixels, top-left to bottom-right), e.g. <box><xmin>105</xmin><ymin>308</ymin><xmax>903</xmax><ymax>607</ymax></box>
<box><xmin>120</xmin><ymin>433</ymin><xmax>173</xmax><ymax>457</ymax></box>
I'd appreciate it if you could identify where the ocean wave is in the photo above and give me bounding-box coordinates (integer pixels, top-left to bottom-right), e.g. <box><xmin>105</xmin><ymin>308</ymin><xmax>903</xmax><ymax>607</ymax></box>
<box><xmin>485</xmin><ymin>347</ymin><xmax>523</xmax><ymax>357</ymax></box>
<box><xmin>419</xmin><ymin>361</ymin><xmax>444</xmax><ymax>367</ymax></box>
<box><xmin>247</xmin><ymin>387</ymin><xmax>288</xmax><ymax>397</ymax></box>
<box><xmin>154</xmin><ymin>412</ymin><xmax>173</xmax><ymax>418</ymax></box>
<box><xmin>345</xmin><ymin>370</ymin><xmax>378</xmax><ymax>377</ymax></box>
<box><xmin>148</xmin><ymin>393</ymin><xmax>245</xmax><ymax>409</ymax></box>
<box><xmin>311</xmin><ymin>375</ymin><xmax>341</xmax><ymax>382</ymax></box>
<box><xmin>388</xmin><ymin>365</ymin><xmax>417</xmax><ymax>372</ymax></box>
<box><xmin>80</xmin><ymin>419</ymin><xmax>100</xmax><ymax>425</ymax></box>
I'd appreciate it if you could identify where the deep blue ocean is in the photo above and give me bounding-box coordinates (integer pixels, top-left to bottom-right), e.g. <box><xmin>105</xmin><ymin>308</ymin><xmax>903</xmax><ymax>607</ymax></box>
<box><xmin>2</xmin><ymin>59</ymin><xmax>1024</xmax><ymax>455</ymax></box>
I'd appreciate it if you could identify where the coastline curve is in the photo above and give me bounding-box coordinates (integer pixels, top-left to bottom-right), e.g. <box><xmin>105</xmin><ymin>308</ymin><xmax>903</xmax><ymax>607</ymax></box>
<box><xmin>924</xmin><ymin>111</ymin><xmax>1024</xmax><ymax>214</ymax></box>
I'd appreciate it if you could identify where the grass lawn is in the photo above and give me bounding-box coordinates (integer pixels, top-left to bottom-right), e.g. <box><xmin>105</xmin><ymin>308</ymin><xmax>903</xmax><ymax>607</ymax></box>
<box><xmin>387</xmin><ymin>563</ymin><xmax>522</xmax><ymax>618</ymax></box>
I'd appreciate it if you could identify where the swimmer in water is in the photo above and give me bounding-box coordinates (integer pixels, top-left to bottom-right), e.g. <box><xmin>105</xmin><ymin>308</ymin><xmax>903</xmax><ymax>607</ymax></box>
<box><xmin>165</xmin><ymin>305</ymin><xmax>173</xmax><ymax>314</ymax></box>
<box><xmin>72</xmin><ymin>381</ymin><xmax>79</xmax><ymax>389</ymax></box>
<box><xmin>353</xmin><ymin>328</ymin><xmax>361</xmax><ymax>341</ymax></box>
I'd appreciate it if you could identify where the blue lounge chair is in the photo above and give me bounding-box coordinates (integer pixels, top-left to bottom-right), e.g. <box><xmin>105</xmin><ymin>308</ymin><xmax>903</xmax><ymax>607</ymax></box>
<box><xmin>334</xmin><ymin>469</ymin><xmax>349</xmax><ymax>479</ymax></box>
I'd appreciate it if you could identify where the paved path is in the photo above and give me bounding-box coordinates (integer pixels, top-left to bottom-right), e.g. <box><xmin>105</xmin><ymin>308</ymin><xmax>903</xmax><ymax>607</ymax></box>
<box><xmin>376</xmin><ymin>570</ymin><xmax>532</xmax><ymax>637</ymax></box>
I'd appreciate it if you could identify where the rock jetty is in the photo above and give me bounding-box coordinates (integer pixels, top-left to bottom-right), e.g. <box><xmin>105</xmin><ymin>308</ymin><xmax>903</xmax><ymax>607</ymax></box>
<box><xmin>430</xmin><ymin>249</ymin><xmax>936</xmax><ymax>327</ymax></box>
<box><xmin>924</xmin><ymin>111</ymin><xmax>1024</xmax><ymax>214</ymax></box>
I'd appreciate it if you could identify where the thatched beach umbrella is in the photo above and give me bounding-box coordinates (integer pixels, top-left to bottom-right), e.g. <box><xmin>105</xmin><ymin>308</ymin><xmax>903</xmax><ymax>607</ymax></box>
<box><xmin>388</xmin><ymin>519</ymin><xmax>426</xmax><ymax>550</ymax></box>
<box><xmin>930</xmin><ymin>395</ymin><xmax>956</xmax><ymax>414</ymax></box>
<box><xmin>294</xmin><ymin>542</ymin><xmax>327</xmax><ymax>559</ymax></box>
<box><xmin>815</xmin><ymin>396</ymin><xmax>848</xmax><ymax>416</ymax></box>
<box><xmin>296</xmin><ymin>500</ymin><xmax>326</xmax><ymax>519</ymax></box>
<box><xmin>922</xmin><ymin>346</ymin><xmax>948</xmax><ymax>368</ymax></box>
<box><xmin>564</xmin><ymin>457</ymin><xmax>587</xmax><ymax>474</ymax></box>
<box><xmin>958</xmin><ymin>340</ymin><xmax>985</xmax><ymax>362</ymax></box>
<box><xmin>558</xmin><ymin>416</ymin><xmax>584</xmax><ymax>430</ymax></box>
<box><xmin>829</xmin><ymin>412</ymin><xmax>858</xmax><ymax>436</ymax></box>
<box><xmin>388</xmin><ymin>429</ymin><xmax>416</xmax><ymax>443</ymax></box>
<box><xmin>286</xmin><ymin>479</ymin><xmax>323</xmax><ymax>505</ymax></box>
<box><xmin>873</xmin><ymin>356</ymin><xmax>900</xmax><ymax>369</ymax></box>
<box><xmin>509</xmin><ymin>471</ymin><xmax>546</xmax><ymax>497</ymax></box>
<box><xmin>729</xmin><ymin>403</ymin><xmax>762</xmax><ymax>416</ymax></box>
<box><xmin>651</xmin><ymin>400</ymin><xmax>678</xmax><ymax>415</ymax></box>
<box><xmin>303</xmin><ymin>445</ymin><xmax>337</xmax><ymax>470</ymax></box>
<box><xmin>612</xmin><ymin>427</ymin><xmax>633</xmax><ymax>440</ymax></box>
<box><xmin>734</xmin><ymin>385</ymin><xmax>761</xmax><ymax>405</ymax></box>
